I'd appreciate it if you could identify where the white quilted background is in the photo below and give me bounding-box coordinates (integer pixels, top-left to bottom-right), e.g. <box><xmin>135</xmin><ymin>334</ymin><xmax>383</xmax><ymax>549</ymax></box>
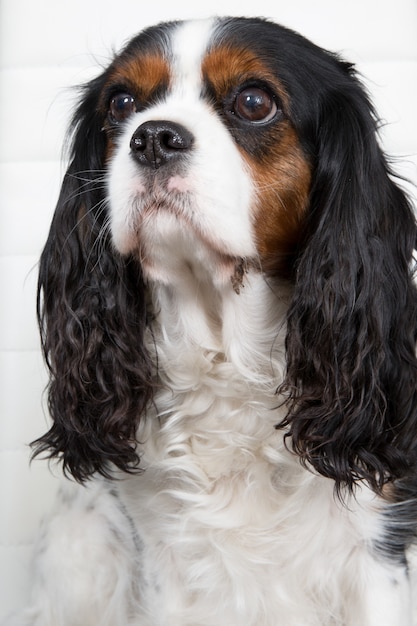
<box><xmin>0</xmin><ymin>0</ymin><xmax>416</xmax><ymax>619</ymax></box>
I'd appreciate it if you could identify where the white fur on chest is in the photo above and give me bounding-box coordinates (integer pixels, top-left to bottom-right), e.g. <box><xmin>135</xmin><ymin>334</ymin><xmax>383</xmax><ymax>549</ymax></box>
<box><xmin>116</xmin><ymin>273</ymin><xmax>384</xmax><ymax>626</ymax></box>
<box><xmin>121</xmin><ymin>388</ymin><xmax>381</xmax><ymax>626</ymax></box>
<box><xmin>22</xmin><ymin>272</ymin><xmax>399</xmax><ymax>626</ymax></box>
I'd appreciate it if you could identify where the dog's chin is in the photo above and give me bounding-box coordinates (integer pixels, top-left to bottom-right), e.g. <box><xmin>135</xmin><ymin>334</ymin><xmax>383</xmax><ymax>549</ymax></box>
<box><xmin>112</xmin><ymin>195</ymin><xmax>252</xmax><ymax>291</ymax></box>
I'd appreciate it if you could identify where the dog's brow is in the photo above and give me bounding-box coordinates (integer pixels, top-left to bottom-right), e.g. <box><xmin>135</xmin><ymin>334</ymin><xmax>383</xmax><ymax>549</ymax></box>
<box><xmin>106</xmin><ymin>54</ymin><xmax>171</xmax><ymax>101</ymax></box>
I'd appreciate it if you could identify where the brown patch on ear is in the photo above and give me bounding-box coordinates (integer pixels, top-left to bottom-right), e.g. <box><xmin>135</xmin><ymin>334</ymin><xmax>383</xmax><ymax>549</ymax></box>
<box><xmin>381</xmin><ymin>481</ymin><xmax>396</xmax><ymax>502</ymax></box>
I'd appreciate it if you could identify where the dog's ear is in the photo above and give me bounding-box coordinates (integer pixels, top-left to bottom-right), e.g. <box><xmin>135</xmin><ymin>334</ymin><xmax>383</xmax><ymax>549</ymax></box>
<box><xmin>33</xmin><ymin>75</ymin><xmax>154</xmax><ymax>482</ymax></box>
<box><xmin>281</xmin><ymin>62</ymin><xmax>417</xmax><ymax>493</ymax></box>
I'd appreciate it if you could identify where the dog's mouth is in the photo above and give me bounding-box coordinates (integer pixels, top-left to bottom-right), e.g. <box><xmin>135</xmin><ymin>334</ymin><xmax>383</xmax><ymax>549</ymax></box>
<box><xmin>110</xmin><ymin>168</ymin><xmax>194</xmax><ymax>250</ymax></box>
<box><xmin>109</xmin><ymin>143</ymin><xmax>258</xmax><ymax>287</ymax></box>
<box><xmin>113</xmin><ymin>179</ymin><xmax>255</xmax><ymax>290</ymax></box>
<box><xmin>139</xmin><ymin>174</ymin><xmax>195</xmax><ymax>218</ymax></box>
<box><xmin>135</xmin><ymin>196</ymin><xmax>237</xmax><ymax>278</ymax></box>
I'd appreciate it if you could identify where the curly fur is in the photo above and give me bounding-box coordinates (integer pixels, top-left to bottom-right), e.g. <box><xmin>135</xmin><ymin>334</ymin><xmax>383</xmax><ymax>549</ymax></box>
<box><xmin>12</xmin><ymin>16</ymin><xmax>417</xmax><ymax>626</ymax></box>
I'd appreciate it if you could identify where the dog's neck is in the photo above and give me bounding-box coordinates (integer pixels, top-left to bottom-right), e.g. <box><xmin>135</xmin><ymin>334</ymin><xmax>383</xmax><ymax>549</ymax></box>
<box><xmin>146</xmin><ymin>265</ymin><xmax>291</xmax><ymax>388</ymax></box>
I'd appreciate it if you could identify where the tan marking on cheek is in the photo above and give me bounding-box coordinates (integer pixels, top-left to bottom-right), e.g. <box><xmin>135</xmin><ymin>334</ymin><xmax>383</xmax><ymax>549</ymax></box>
<box><xmin>246</xmin><ymin>125</ymin><xmax>312</xmax><ymax>276</ymax></box>
<box><xmin>201</xmin><ymin>45</ymin><xmax>309</xmax><ymax>276</ymax></box>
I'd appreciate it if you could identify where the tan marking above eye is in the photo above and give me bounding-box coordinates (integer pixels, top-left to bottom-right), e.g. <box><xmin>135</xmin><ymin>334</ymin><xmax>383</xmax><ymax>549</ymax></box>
<box><xmin>103</xmin><ymin>54</ymin><xmax>171</xmax><ymax>111</ymax></box>
<box><xmin>201</xmin><ymin>45</ymin><xmax>288</xmax><ymax>109</ymax></box>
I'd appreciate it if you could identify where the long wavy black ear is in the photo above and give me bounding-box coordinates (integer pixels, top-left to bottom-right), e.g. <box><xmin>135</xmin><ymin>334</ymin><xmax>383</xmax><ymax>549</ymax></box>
<box><xmin>280</xmin><ymin>62</ymin><xmax>417</xmax><ymax>493</ymax></box>
<box><xmin>33</xmin><ymin>75</ymin><xmax>154</xmax><ymax>482</ymax></box>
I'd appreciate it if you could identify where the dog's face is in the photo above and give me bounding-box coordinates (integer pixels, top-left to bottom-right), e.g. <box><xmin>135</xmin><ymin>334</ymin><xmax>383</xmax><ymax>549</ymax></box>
<box><xmin>102</xmin><ymin>18</ymin><xmax>311</xmax><ymax>284</ymax></box>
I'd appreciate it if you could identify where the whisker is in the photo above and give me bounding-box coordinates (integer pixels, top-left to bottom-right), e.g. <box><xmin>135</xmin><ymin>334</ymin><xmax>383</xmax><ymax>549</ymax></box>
<box><xmin>84</xmin><ymin>200</ymin><xmax>113</xmax><ymax>275</ymax></box>
<box><xmin>61</xmin><ymin>195</ymin><xmax>109</xmax><ymax>250</ymax></box>
<box><xmin>63</xmin><ymin>173</ymin><xmax>107</xmax><ymax>204</ymax></box>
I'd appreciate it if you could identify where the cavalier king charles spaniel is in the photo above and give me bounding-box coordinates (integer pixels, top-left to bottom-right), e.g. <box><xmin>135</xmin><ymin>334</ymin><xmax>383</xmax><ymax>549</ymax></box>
<box><xmin>16</xmin><ymin>16</ymin><xmax>417</xmax><ymax>626</ymax></box>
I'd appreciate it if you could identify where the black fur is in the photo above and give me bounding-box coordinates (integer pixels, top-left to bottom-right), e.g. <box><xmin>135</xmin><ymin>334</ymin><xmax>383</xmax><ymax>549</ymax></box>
<box><xmin>33</xmin><ymin>73</ymin><xmax>155</xmax><ymax>482</ymax></box>
<box><xmin>276</xmin><ymin>49</ymin><xmax>417</xmax><ymax>494</ymax></box>
<box><xmin>33</xmin><ymin>17</ymin><xmax>417</xmax><ymax>500</ymax></box>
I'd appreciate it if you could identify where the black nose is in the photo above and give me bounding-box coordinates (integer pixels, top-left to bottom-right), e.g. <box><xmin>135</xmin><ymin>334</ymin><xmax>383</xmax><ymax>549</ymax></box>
<box><xmin>130</xmin><ymin>120</ymin><xmax>194</xmax><ymax>169</ymax></box>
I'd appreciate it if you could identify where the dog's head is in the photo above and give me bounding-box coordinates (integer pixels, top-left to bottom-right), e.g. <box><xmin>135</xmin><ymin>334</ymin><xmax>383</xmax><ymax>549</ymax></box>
<box><xmin>35</xmin><ymin>17</ymin><xmax>417</xmax><ymax>492</ymax></box>
<box><xmin>105</xmin><ymin>18</ymin><xmax>311</xmax><ymax>284</ymax></box>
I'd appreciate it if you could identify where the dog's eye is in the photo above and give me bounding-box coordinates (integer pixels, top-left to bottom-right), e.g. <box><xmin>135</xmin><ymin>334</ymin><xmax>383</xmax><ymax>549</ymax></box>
<box><xmin>233</xmin><ymin>87</ymin><xmax>277</xmax><ymax>123</ymax></box>
<box><xmin>109</xmin><ymin>93</ymin><xmax>137</xmax><ymax>123</ymax></box>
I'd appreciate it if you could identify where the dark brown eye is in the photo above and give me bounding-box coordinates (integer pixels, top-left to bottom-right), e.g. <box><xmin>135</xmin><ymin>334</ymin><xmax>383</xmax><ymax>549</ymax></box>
<box><xmin>233</xmin><ymin>87</ymin><xmax>277</xmax><ymax>123</ymax></box>
<box><xmin>109</xmin><ymin>93</ymin><xmax>137</xmax><ymax>123</ymax></box>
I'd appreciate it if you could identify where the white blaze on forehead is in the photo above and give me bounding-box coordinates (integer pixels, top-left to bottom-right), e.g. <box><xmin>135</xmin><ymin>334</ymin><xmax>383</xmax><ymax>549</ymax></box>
<box><xmin>170</xmin><ymin>19</ymin><xmax>215</xmax><ymax>97</ymax></box>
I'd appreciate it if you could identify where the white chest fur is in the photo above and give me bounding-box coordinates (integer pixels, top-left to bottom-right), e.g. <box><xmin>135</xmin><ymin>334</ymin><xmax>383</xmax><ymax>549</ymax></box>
<box><xmin>114</xmin><ymin>272</ymin><xmax>386</xmax><ymax>626</ymax></box>
<box><xmin>21</xmin><ymin>271</ymin><xmax>407</xmax><ymax>626</ymax></box>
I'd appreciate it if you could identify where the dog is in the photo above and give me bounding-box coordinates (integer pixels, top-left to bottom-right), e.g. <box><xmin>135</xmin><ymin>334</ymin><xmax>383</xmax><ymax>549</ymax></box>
<box><xmin>15</xmin><ymin>16</ymin><xmax>417</xmax><ymax>625</ymax></box>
